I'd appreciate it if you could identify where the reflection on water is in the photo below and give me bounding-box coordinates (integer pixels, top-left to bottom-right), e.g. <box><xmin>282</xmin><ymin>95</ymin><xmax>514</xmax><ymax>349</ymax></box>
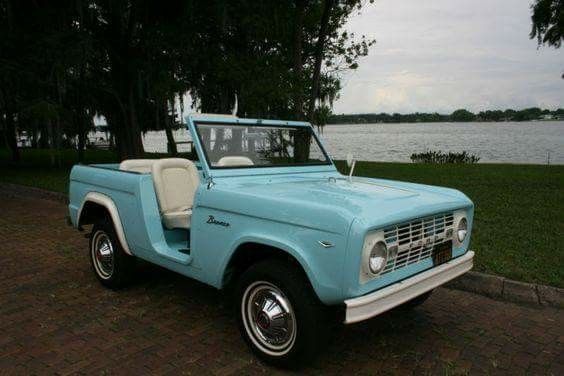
<box><xmin>137</xmin><ymin>120</ymin><xmax>564</xmax><ymax>165</ymax></box>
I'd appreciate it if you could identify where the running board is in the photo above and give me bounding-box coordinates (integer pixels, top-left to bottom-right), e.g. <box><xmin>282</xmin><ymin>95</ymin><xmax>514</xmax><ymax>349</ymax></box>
<box><xmin>154</xmin><ymin>246</ymin><xmax>193</xmax><ymax>265</ymax></box>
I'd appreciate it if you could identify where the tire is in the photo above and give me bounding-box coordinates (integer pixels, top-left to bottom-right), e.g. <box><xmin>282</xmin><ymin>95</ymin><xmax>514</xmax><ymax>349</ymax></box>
<box><xmin>396</xmin><ymin>290</ymin><xmax>433</xmax><ymax>310</ymax></box>
<box><xmin>235</xmin><ymin>259</ymin><xmax>328</xmax><ymax>369</ymax></box>
<box><xmin>89</xmin><ymin>219</ymin><xmax>135</xmax><ymax>289</ymax></box>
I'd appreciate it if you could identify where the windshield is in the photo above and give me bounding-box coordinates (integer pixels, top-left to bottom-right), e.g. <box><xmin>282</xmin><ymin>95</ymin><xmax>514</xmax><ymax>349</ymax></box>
<box><xmin>194</xmin><ymin>122</ymin><xmax>332</xmax><ymax>169</ymax></box>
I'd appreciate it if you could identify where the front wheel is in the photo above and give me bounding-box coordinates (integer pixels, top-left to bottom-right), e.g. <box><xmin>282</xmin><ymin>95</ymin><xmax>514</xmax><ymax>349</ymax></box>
<box><xmin>89</xmin><ymin>219</ymin><xmax>135</xmax><ymax>289</ymax></box>
<box><xmin>236</xmin><ymin>259</ymin><xmax>328</xmax><ymax>368</ymax></box>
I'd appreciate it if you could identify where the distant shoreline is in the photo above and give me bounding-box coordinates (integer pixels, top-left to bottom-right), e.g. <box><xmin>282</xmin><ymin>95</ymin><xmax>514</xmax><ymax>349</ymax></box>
<box><xmin>324</xmin><ymin>119</ymin><xmax>564</xmax><ymax>125</ymax></box>
<box><xmin>327</xmin><ymin>108</ymin><xmax>563</xmax><ymax>125</ymax></box>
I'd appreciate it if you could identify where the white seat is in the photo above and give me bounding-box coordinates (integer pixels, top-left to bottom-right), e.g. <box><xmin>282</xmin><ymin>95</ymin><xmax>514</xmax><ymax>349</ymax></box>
<box><xmin>216</xmin><ymin>156</ymin><xmax>254</xmax><ymax>167</ymax></box>
<box><xmin>151</xmin><ymin>158</ymin><xmax>200</xmax><ymax>229</ymax></box>
<box><xmin>119</xmin><ymin>159</ymin><xmax>156</xmax><ymax>173</ymax></box>
<box><xmin>161</xmin><ymin>208</ymin><xmax>193</xmax><ymax>229</ymax></box>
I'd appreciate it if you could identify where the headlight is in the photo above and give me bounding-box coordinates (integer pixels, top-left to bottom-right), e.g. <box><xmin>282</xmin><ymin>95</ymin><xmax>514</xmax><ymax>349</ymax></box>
<box><xmin>360</xmin><ymin>230</ymin><xmax>388</xmax><ymax>282</ymax></box>
<box><xmin>457</xmin><ymin>217</ymin><xmax>468</xmax><ymax>242</ymax></box>
<box><xmin>369</xmin><ymin>241</ymin><xmax>388</xmax><ymax>274</ymax></box>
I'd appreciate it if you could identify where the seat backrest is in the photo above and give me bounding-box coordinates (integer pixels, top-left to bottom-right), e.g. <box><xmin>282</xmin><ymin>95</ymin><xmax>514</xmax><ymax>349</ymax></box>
<box><xmin>119</xmin><ymin>159</ymin><xmax>156</xmax><ymax>174</ymax></box>
<box><xmin>151</xmin><ymin>158</ymin><xmax>200</xmax><ymax>213</ymax></box>
<box><xmin>216</xmin><ymin>156</ymin><xmax>254</xmax><ymax>167</ymax></box>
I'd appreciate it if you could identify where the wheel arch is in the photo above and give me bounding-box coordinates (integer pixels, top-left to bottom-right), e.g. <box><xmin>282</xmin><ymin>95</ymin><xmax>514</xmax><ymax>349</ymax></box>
<box><xmin>78</xmin><ymin>192</ymin><xmax>133</xmax><ymax>255</ymax></box>
<box><xmin>221</xmin><ymin>238</ymin><xmax>319</xmax><ymax>300</ymax></box>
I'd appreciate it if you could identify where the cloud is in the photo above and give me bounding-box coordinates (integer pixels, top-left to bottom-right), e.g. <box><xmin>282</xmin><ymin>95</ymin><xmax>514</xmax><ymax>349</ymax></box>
<box><xmin>333</xmin><ymin>0</ymin><xmax>564</xmax><ymax>114</ymax></box>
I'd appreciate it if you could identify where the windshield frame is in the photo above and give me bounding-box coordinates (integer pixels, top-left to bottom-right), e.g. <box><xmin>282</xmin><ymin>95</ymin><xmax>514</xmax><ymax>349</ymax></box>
<box><xmin>191</xmin><ymin>118</ymin><xmax>334</xmax><ymax>171</ymax></box>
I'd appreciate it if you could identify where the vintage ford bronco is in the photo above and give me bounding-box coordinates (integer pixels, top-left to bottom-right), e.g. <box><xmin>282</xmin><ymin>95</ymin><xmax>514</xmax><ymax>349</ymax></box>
<box><xmin>68</xmin><ymin>114</ymin><xmax>474</xmax><ymax>367</ymax></box>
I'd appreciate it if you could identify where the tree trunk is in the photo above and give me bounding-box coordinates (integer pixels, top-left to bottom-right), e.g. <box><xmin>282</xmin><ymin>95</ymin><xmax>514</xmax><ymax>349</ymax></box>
<box><xmin>76</xmin><ymin>111</ymin><xmax>88</xmax><ymax>163</ymax></box>
<box><xmin>125</xmin><ymin>85</ymin><xmax>144</xmax><ymax>157</ymax></box>
<box><xmin>292</xmin><ymin>0</ymin><xmax>305</xmax><ymax>119</ymax></box>
<box><xmin>47</xmin><ymin>120</ymin><xmax>55</xmax><ymax>167</ymax></box>
<box><xmin>164</xmin><ymin>99</ymin><xmax>177</xmax><ymax>156</ymax></box>
<box><xmin>212</xmin><ymin>128</ymin><xmax>225</xmax><ymax>152</ymax></box>
<box><xmin>38</xmin><ymin>123</ymin><xmax>49</xmax><ymax>148</ymax></box>
<box><xmin>111</xmin><ymin>87</ymin><xmax>144</xmax><ymax>160</ymax></box>
<box><xmin>5</xmin><ymin>112</ymin><xmax>20</xmax><ymax>162</ymax></box>
<box><xmin>55</xmin><ymin>116</ymin><xmax>62</xmax><ymax>168</ymax></box>
<box><xmin>31</xmin><ymin>122</ymin><xmax>38</xmax><ymax>149</ymax></box>
<box><xmin>77</xmin><ymin>132</ymin><xmax>85</xmax><ymax>162</ymax></box>
<box><xmin>296</xmin><ymin>0</ymin><xmax>334</xmax><ymax>162</ymax></box>
<box><xmin>76</xmin><ymin>65</ymin><xmax>87</xmax><ymax>163</ymax></box>
<box><xmin>231</xmin><ymin>128</ymin><xmax>243</xmax><ymax>153</ymax></box>
<box><xmin>105</xmin><ymin>3</ymin><xmax>144</xmax><ymax>161</ymax></box>
<box><xmin>308</xmin><ymin>0</ymin><xmax>334</xmax><ymax>122</ymax></box>
<box><xmin>164</xmin><ymin>125</ymin><xmax>177</xmax><ymax>155</ymax></box>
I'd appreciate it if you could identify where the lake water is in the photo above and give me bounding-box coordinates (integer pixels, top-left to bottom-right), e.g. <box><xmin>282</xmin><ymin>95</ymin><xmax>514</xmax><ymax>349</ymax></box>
<box><xmin>137</xmin><ymin>120</ymin><xmax>564</xmax><ymax>164</ymax></box>
<box><xmin>318</xmin><ymin>121</ymin><xmax>564</xmax><ymax>164</ymax></box>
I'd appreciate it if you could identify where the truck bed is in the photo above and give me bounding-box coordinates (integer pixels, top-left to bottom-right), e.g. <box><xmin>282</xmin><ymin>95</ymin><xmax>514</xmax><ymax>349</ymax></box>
<box><xmin>68</xmin><ymin>163</ymin><xmax>205</xmax><ymax>280</ymax></box>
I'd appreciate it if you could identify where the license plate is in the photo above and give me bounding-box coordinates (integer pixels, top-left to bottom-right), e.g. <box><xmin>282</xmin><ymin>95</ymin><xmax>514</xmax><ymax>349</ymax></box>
<box><xmin>432</xmin><ymin>241</ymin><xmax>452</xmax><ymax>266</ymax></box>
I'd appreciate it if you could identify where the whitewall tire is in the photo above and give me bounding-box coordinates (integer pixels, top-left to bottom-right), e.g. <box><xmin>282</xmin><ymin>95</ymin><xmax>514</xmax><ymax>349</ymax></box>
<box><xmin>235</xmin><ymin>259</ymin><xmax>328</xmax><ymax>368</ymax></box>
<box><xmin>89</xmin><ymin>219</ymin><xmax>135</xmax><ymax>289</ymax></box>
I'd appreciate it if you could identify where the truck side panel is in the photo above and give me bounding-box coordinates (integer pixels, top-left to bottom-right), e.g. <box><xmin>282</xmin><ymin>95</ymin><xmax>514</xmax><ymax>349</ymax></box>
<box><xmin>68</xmin><ymin>164</ymin><xmax>350</xmax><ymax>302</ymax></box>
<box><xmin>68</xmin><ymin>165</ymin><xmax>208</xmax><ymax>283</ymax></box>
<box><xmin>191</xmin><ymin>188</ymin><xmax>352</xmax><ymax>304</ymax></box>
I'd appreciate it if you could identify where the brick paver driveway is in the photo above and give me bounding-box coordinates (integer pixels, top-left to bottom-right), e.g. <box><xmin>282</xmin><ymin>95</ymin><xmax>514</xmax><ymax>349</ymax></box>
<box><xmin>1</xmin><ymin>194</ymin><xmax>563</xmax><ymax>375</ymax></box>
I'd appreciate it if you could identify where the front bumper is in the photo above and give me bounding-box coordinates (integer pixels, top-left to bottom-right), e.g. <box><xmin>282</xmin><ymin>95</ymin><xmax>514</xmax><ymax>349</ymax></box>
<box><xmin>344</xmin><ymin>250</ymin><xmax>474</xmax><ymax>324</ymax></box>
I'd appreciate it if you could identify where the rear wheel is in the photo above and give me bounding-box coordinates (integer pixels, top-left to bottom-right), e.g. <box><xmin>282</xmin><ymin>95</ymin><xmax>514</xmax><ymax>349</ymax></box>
<box><xmin>235</xmin><ymin>259</ymin><xmax>328</xmax><ymax>368</ymax></box>
<box><xmin>89</xmin><ymin>219</ymin><xmax>135</xmax><ymax>289</ymax></box>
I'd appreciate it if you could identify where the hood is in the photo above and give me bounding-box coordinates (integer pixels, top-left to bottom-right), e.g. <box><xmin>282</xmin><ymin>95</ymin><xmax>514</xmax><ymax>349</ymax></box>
<box><xmin>202</xmin><ymin>174</ymin><xmax>473</xmax><ymax>235</ymax></box>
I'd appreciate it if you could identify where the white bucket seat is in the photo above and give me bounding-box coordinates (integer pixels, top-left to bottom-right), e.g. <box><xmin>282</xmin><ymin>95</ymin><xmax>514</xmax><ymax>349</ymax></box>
<box><xmin>151</xmin><ymin>158</ymin><xmax>199</xmax><ymax>229</ymax></box>
<box><xmin>216</xmin><ymin>156</ymin><xmax>254</xmax><ymax>167</ymax></box>
<box><xmin>119</xmin><ymin>159</ymin><xmax>156</xmax><ymax>173</ymax></box>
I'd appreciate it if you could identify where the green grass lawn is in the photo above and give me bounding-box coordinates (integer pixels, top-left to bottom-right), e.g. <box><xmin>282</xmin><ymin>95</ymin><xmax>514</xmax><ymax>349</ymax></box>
<box><xmin>2</xmin><ymin>148</ymin><xmax>563</xmax><ymax>287</ymax></box>
<box><xmin>0</xmin><ymin>149</ymin><xmax>119</xmax><ymax>192</ymax></box>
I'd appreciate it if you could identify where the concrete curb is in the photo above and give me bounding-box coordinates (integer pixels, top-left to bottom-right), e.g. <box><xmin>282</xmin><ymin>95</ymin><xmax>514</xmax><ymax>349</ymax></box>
<box><xmin>1</xmin><ymin>182</ymin><xmax>562</xmax><ymax>309</ymax></box>
<box><xmin>445</xmin><ymin>271</ymin><xmax>564</xmax><ymax>308</ymax></box>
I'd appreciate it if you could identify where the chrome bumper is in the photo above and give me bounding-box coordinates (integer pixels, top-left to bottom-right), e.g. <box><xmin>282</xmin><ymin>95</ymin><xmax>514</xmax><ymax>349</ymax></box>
<box><xmin>344</xmin><ymin>251</ymin><xmax>474</xmax><ymax>324</ymax></box>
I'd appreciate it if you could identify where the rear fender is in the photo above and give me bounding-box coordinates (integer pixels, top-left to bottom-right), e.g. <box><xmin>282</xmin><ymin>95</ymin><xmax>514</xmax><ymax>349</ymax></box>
<box><xmin>77</xmin><ymin>192</ymin><xmax>133</xmax><ymax>256</ymax></box>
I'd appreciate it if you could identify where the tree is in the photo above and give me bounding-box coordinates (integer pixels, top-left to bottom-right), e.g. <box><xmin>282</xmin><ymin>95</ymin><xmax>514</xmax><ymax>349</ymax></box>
<box><xmin>530</xmin><ymin>0</ymin><xmax>564</xmax><ymax>78</ymax></box>
<box><xmin>308</xmin><ymin>0</ymin><xmax>335</xmax><ymax>123</ymax></box>
<box><xmin>450</xmin><ymin>109</ymin><xmax>475</xmax><ymax>122</ymax></box>
<box><xmin>1</xmin><ymin>1</ymin><xmax>376</xmax><ymax>163</ymax></box>
<box><xmin>0</xmin><ymin>0</ymin><xmax>101</xmax><ymax>164</ymax></box>
<box><xmin>531</xmin><ymin>0</ymin><xmax>564</xmax><ymax>48</ymax></box>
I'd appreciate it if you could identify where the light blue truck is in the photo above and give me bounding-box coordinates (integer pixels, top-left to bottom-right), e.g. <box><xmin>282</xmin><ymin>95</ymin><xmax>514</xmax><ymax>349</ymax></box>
<box><xmin>68</xmin><ymin>114</ymin><xmax>474</xmax><ymax>367</ymax></box>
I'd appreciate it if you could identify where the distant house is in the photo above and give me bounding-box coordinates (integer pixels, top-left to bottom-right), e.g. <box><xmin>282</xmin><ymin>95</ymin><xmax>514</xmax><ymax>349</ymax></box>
<box><xmin>539</xmin><ymin>114</ymin><xmax>554</xmax><ymax>120</ymax></box>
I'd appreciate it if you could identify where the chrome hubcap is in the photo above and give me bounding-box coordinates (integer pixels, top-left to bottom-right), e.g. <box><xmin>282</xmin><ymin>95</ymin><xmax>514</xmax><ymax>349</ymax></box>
<box><xmin>242</xmin><ymin>281</ymin><xmax>296</xmax><ymax>355</ymax></box>
<box><xmin>92</xmin><ymin>231</ymin><xmax>114</xmax><ymax>279</ymax></box>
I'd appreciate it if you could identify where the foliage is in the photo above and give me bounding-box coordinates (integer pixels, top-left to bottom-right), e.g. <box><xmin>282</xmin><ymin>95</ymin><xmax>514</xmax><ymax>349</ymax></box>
<box><xmin>530</xmin><ymin>0</ymin><xmax>564</xmax><ymax>48</ymax></box>
<box><xmin>450</xmin><ymin>109</ymin><xmax>475</xmax><ymax>122</ymax></box>
<box><xmin>328</xmin><ymin>107</ymin><xmax>564</xmax><ymax>124</ymax></box>
<box><xmin>410</xmin><ymin>151</ymin><xmax>480</xmax><ymax>164</ymax></box>
<box><xmin>0</xmin><ymin>0</ymin><xmax>375</xmax><ymax>160</ymax></box>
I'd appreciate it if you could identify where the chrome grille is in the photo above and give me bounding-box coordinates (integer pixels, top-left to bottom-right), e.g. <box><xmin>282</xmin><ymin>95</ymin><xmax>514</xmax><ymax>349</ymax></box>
<box><xmin>382</xmin><ymin>212</ymin><xmax>454</xmax><ymax>274</ymax></box>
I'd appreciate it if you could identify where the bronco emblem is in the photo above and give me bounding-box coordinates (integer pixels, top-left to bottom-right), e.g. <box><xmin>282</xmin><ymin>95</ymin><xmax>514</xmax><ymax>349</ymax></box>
<box><xmin>206</xmin><ymin>215</ymin><xmax>230</xmax><ymax>227</ymax></box>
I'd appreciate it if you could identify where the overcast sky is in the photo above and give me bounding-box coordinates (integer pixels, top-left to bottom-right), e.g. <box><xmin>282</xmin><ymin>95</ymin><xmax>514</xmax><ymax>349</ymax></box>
<box><xmin>332</xmin><ymin>0</ymin><xmax>564</xmax><ymax>114</ymax></box>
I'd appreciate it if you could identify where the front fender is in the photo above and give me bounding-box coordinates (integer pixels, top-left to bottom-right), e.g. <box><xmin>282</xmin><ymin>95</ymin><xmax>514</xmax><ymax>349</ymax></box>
<box><xmin>217</xmin><ymin>231</ymin><xmax>348</xmax><ymax>305</ymax></box>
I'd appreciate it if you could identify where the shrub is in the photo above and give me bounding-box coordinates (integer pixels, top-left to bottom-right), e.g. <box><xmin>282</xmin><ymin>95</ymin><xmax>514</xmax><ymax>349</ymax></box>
<box><xmin>410</xmin><ymin>150</ymin><xmax>480</xmax><ymax>164</ymax></box>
